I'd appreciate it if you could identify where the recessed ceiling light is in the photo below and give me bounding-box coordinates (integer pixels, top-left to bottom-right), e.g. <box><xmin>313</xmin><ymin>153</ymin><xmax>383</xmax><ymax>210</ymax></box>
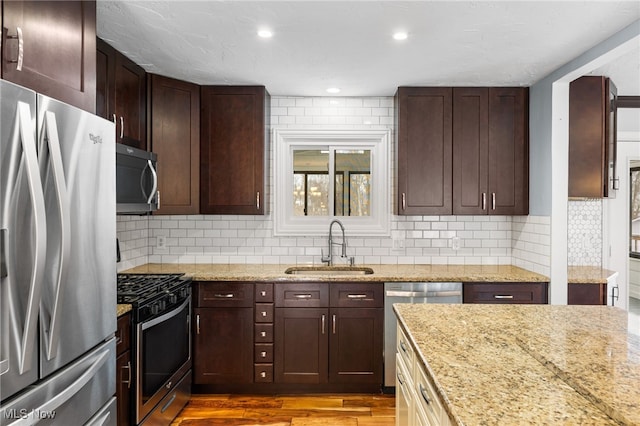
<box><xmin>258</xmin><ymin>29</ymin><xmax>273</xmax><ymax>38</ymax></box>
<box><xmin>393</xmin><ymin>32</ymin><xmax>408</xmax><ymax>41</ymax></box>
<box><xmin>326</xmin><ymin>87</ymin><xmax>341</xmax><ymax>94</ymax></box>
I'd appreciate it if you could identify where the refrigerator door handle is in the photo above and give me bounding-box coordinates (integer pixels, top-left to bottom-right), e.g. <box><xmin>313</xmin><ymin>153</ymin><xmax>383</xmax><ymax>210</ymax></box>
<box><xmin>31</xmin><ymin>344</ymin><xmax>110</xmax><ymax>417</ymax></box>
<box><xmin>12</xmin><ymin>102</ymin><xmax>47</xmax><ymax>375</ymax></box>
<box><xmin>41</xmin><ymin>111</ymin><xmax>71</xmax><ymax>361</ymax></box>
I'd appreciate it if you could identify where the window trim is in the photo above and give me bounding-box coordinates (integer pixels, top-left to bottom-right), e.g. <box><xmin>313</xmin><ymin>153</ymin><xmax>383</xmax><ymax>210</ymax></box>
<box><xmin>630</xmin><ymin>166</ymin><xmax>640</xmax><ymax>258</ymax></box>
<box><xmin>273</xmin><ymin>128</ymin><xmax>390</xmax><ymax>236</ymax></box>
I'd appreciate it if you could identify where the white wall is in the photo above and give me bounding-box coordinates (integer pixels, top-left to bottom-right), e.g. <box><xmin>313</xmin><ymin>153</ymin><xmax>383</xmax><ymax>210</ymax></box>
<box><xmin>117</xmin><ymin>95</ymin><xmax>550</xmax><ymax>273</ymax></box>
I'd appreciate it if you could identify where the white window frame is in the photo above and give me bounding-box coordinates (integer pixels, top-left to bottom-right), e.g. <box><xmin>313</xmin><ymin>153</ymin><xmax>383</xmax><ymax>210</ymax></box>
<box><xmin>273</xmin><ymin>128</ymin><xmax>390</xmax><ymax>236</ymax></box>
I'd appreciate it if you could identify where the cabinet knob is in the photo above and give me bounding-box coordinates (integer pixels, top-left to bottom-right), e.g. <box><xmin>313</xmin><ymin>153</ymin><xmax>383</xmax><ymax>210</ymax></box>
<box><xmin>261</xmin><ymin>331</ymin><xmax>267</xmax><ymax>337</ymax></box>
<box><xmin>260</xmin><ymin>371</ymin><xmax>266</xmax><ymax>378</ymax></box>
<box><xmin>261</xmin><ymin>291</ymin><xmax>267</xmax><ymax>297</ymax></box>
<box><xmin>261</xmin><ymin>351</ymin><xmax>267</xmax><ymax>358</ymax></box>
<box><xmin>261</xmin><ymin>311</ymin><xmax>267</xmax><ymax>317</ymax></box>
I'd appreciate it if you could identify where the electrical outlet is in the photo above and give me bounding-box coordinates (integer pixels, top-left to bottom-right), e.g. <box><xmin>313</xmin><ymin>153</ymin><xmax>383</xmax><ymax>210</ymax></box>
<box><xmin>451</xmin><ymin>236</ymin><xmax>460</xmax><ymax>251</ymax></box>
<box><xmin>157</xmin><ymin>235</ymin><xmax>166</xmax><ymax>249</ymax></box>
<box><xmin>392</xmin><ymin>238</ymin><xmax>405</xmax><ymax>250</ymax></box>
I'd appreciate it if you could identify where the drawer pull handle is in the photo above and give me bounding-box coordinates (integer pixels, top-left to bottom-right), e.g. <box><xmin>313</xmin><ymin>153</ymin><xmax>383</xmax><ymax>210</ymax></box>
<box><xmin>213</xmin><ymin>293</ymin><xmax>235</xmax><ymax>298</ymax></box>
<box><xmin>494</xmin><ymin>295</ymin><xmax>514</xmax><ymax>299</ymax></box>
<box><xmin>122</xmin><ymin>361</ymin><xmax>132</xmax><ymax>389</ymax></box>
<box><xmin>196</xmin><ymin>314</ymin><xmax>200</xmax><ymax>335</ymax></box>
<box><xmin>294</xmin><ymin>294</ymin><xmax>312</xmax><ymax>299</ymax></box>
<box><xmin>397</xmin><ymin>371</ymin><xmax>405</xmax><ymax>386</ymax></box>
<box><xmin>400</xmin><ymin>340</ymin><xmax>409</xmax><ymax>353</ymax></box>
<box><xmin>347</xmin><ymin>294</ymin><xmax>367</xmax><ymax>299</ymax></box>
<box><xmin>419</xmin><ymin>384</ymin><xmax>431</xmax><ymax>404</ymax></box>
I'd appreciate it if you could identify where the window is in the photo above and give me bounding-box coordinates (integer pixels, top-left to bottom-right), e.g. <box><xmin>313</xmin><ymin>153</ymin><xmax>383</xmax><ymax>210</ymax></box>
<box><xmin>631</xmin><ymin>167</ymin><xmax>640</xmax><ymax>258</ymax></box>
<box><xmin>274</xmin><ymin>129</ymin><xmax>390</xmax><ymax>236</ymax></box>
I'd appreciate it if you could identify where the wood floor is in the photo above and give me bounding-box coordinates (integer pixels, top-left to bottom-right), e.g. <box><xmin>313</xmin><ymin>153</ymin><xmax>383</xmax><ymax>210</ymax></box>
<box><xmin>171</xmin><ymin>394</ymin><xmax>396</xmax><ymax>426</ymax></box>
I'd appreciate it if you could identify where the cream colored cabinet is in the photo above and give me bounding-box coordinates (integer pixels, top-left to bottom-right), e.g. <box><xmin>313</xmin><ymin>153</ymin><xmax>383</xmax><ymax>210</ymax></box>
<box><xmin>397</xmin><ymin>324</ymin><xmax>453</xmax><ymax>426</ymax></box>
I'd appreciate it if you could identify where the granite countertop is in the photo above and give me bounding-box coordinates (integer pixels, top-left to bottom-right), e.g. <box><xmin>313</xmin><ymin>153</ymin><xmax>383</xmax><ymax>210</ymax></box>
<box><xmin>117</xmin><ymin>304</ymin><xmax>132</xmax><ymax>317</ymax></box>
<box><xmin>121</xmin><ymin>263</ymin><xmax>550</xmax><ymax>283</ymax></box>
<box><xmin>568</xmin><ymin>266</ymin><xmax>618</xmax><ymax>284</ymax></box>
<box><xmin>394</xmin><ymin>304</ymin><xmax>639</xmax><ymax>425</ymax></box>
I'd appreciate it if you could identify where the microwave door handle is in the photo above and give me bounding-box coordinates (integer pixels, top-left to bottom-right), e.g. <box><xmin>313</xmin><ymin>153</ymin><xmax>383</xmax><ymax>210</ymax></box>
<box><xmin>41</xmin><ymin>111</ymin><xmax>70</xmax><ymax>361</ymax></box>
<box><xmin>147</xmin><ymin>160</ymin><xmax>158</xmax><ymax>205</ymax></box>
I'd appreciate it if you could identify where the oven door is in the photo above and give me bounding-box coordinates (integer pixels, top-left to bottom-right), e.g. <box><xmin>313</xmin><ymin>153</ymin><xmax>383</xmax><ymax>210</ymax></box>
<box><xmin>136</xmin><ymin>297</ymin><xmax>191</xmax><ymax>424</ymax></box>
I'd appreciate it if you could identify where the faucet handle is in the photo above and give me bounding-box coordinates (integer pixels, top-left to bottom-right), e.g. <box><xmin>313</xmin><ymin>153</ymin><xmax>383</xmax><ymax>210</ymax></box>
<box><xmin>320</xmin><ymin>249</ymin><xmax>331</xmax><ymax>265</ymax></box>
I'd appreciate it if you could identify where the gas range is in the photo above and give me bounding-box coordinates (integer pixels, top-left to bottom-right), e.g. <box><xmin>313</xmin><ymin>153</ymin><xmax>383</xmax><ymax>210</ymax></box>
<box><xmin>117</xmin><ymin>273</ymin><xmax>191</xmax><ymax>322</ymax></box>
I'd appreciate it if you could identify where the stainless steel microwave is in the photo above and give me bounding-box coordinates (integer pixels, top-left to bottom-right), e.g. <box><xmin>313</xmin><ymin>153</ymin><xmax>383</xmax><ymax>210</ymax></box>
<box><xmin>116</xmin><ymin>144</ymin><xmax>159</xmax><ymax>214</ymax></box>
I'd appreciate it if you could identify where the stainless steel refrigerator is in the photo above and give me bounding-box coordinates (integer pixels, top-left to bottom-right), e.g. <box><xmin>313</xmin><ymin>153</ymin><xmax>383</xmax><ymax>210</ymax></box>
<box><xmin>1</xmin><ymin>80</ymin><xmax>117</xmax><ymax>425</ymax></box>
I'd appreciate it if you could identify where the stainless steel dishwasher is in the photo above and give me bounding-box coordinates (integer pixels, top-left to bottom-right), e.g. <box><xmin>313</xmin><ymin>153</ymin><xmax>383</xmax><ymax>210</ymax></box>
<box><xmin>384</xmin><ymin>282</ymin><xmax>463</xmax><ymax>388</ymax></box>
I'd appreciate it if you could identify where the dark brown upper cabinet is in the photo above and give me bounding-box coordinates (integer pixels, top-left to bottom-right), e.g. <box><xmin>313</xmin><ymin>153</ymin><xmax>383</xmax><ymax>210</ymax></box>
<box><xmin>397</xmin><ymin>86</ymin><xmax>529</xmax><ymax>216</ymax></box>
<box><xmin>96</xmin><ymin>38</ymin><xmax>147</xmax><ymax>150</ymax></box>
<box><xmin>569</xmin><ymin>76</ymin><xmax>618</xmax><ymax>198</ymax></box>
<box><xmin>149</xmin><ymin>74</ymin><xmax>200</xmax><ymax>215</ymax></box>
<box><xmin>2</xmin><ymin>0</ymin><xmax>96</xmax><ymax>113</ymax></box>
<box><xmin>395</xmin><ymin>87</ymin><xmax>453</xmax><ymax>215</ymax></box>
<box><xmin>200</xmin><ymin>86</ymin><xmax>270</xmax><ymax>215</ymax></box>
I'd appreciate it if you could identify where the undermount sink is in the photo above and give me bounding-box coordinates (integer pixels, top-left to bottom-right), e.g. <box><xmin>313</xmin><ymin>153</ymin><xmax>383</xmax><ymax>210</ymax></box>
<box><xmin>284</xmin><ymin>266</ymin><xmax>374</xmax><ymax>276</ymax></box>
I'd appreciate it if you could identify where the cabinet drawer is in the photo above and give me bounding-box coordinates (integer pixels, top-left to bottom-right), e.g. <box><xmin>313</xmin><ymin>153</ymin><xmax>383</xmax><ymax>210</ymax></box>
<box><xmin>255</xmin><ymin>283</ymin><xmax>274</xmax><ymax>302</ymax></box>
<box><xmin>275</xmin><ymin>283</ymin><xmax>329</xmax><ymax>307</ymax></box>
<box><xmin>255</xmin><ymin>303</ymin><xmax>274</xmax><ymax>323</ymax></box>
<box><xmin>116</xmin><ymin>313</ymin><xmax>131</xmax><ymax>356</ymax></box>
<box><xmin>415</xmin><ymin>360</ymin><xmax>443</xmax><ymax>425</ymax></box>
<box><xmin>196</xmin><ymin>282</ymin><xmax>254</xmax><ymax>307</ymax></box>
<box><xmin>255</xmin><ymin>343</ymin><xmax>274</xmax><ymax>363</ymax></box>
<box><xmin>463</xmin><ymin>282</ymin><xmax>548</xmax><ymax>304</ymax></box>
<box><xmin>255</xmin><ymin>323</ymin><xmax>273</xmax><ymax>342</ymax></box>
<box><xmin>397</xmin><ymin>324</ymin><xmax>414</xmax><ymax>369</ymax></box>
<box><xmin>254</xmin><ymin>364</ymin><xmax>273</xmax><ymax>383</ymax></box>
<box><xmin>330</xmin><ymin>283</ymin><xmax>383</xmax><ymax>308</ymax></box>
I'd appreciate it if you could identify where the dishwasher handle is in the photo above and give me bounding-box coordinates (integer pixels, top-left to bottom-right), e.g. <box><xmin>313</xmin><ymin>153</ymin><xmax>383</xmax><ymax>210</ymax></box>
<box><xmin>385</xmin><ymin>290</ymin><xmax>462</xmax><ymax>298</ymax></box>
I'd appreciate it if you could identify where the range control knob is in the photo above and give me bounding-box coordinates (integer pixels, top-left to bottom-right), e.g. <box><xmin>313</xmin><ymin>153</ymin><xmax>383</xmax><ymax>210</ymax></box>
<box><xmin>169</xmin><ymin>293</ymin><xmax>178</xmax><ymax>304</ymax></box>
<box><xmin>150</xmin><ymin>303</ymin><xmax>160</xmax><ymax>315</ymax></box>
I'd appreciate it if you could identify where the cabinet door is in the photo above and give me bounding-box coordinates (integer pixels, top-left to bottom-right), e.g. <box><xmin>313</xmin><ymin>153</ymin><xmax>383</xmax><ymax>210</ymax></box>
<box><xmin>329</xmin><ymin>308</ymin><xmax>383</xmax><ymax>384</ymax></box>
<box><xmin>274</xmin><ymin>308</ymin><xmax>328</xmax><ymax>384</ymax></box>
<box><xmin>114</xmin><ymin>50</ymin><xmax>146</xmax><ymax>149</ymax></box>
<box><xmin>116</xmin><ymin>350</ymin><xmax>131</xmax><ymax>426</ymax></box>
<box><xmin>150</xmin><ymin>74</ymin><xmax>200</xmax><ymax>214</ymax></box>
<box><xmin>569</xmin><ymin>76</ymin><xmax>617</xmax><ymax>198</ymax></box>
<box><xmin>395</xmin><ymin>87</ymin><xmax>453</xmax><ymax>215</ymax></box>
<box><xmin>96</xmin><ymin>38</ymin><xmax>114</xmax><ymax>120</ymax></box>
<box><xmin>2</xmin><ymin>0</ymin><xmax>96</xmax><ymax>113</ymax></box>
<box><xmin>193</xmin><ymin>307</ymin><xmax>253</xmax><ymax>384</ymax></box>
<box><xmin>200</xmin><ymin>86</ymin><xmax>270</xmax><ymax>215</ymax></box>
<box><xmin>568</xmin><ymin>283</ymin><xmax>607</xmax><ymax>305</ymax></box>
<box><xmin>488</xmin><ymin>87</ymin><xmax>529</xmax><ymax>215</ymax></box>
<box><xmin>453</xmin><ymin>88</ymin><xmax>489</xmax><ymax>215</ymax></box>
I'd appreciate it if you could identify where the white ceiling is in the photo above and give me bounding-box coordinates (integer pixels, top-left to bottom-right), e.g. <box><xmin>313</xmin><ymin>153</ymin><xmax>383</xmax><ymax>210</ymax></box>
<box><xmin>96</xmin><ymin>1</ymin><xmax>640</xmax><ymax>97</ymax></box>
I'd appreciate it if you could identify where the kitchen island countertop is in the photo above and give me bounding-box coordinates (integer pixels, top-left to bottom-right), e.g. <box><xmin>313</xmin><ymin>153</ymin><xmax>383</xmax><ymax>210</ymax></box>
<box><xmin>121</xmin><ymin>263</ymin><xmax>549</xmax><ymax>283</ymax></box>
<box><xmin>394</xmin><ymin>304</ymin><xmax>639</xmax><ymax>425</ymax></box>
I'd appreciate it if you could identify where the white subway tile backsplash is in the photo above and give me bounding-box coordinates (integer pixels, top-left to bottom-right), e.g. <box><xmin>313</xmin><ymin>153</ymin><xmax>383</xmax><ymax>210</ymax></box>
<box><xmin>116</xmin><ymin>95</ymin><xmax>552</xmax><ymax>272</ymax></box>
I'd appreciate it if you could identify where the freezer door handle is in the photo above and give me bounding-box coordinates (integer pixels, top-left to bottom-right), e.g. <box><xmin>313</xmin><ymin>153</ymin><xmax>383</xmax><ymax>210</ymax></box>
<box><xmin>1</xmin><ymin>228</ymin><xmax>7</xmax><ymax>279</ymax></box>
<box><xmin>40</xmin><ymin>111</ymin><xmax>71</xmax><ymax>361</ymax></box>
<box><xmin>6</xmin><ymin>102</ymin><xmax>48</xmax><ymax>376</ymax></box>
<box><xmin>34</xmin><ymin>343</ymin><xmax>110</xmax><ymax>417</ymax></box>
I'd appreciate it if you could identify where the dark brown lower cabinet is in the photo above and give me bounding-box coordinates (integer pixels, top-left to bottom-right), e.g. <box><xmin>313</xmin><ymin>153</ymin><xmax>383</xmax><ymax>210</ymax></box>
<box><xmin>115</xmin><ymin>313</ymin><xmax>131</xmax><ymax>425</ymax></box>
<box><xmin>193</xmin><ymin>307</ymin><xmax>254</xmax><ymax>384</ymax></box>
<box><xmin>274</xmin><ymin>307</ymin><xmax>329</xmax><ymax>384</ymax></box>
<box><xmin>329</xmin><ymin>308</ymin><xmax>383</xmax><ymax>384</ymax></box>
<box><xmin>568</xmin><ymin>283</ymin><xmax>607</xmax><ymax>305</ymax></box>
<box><xmin>463</xmin><ymin>282</ymin><xmax>548</xmax><ymax>304</ymax></box>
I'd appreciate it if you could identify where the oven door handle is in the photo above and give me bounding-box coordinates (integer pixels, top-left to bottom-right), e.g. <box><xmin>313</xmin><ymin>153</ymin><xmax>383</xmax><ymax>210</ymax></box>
<box><xmin>141</xmin><ymin>297</ymin><xmax>190</xmax><ymax>331</ymax></box>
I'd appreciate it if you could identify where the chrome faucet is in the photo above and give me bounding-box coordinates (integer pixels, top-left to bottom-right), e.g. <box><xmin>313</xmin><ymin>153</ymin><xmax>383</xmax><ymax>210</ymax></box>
<box><xmin>321</xmin><ymin>219</ymin><xmax>347</xmax><ymax>266</ymax></box>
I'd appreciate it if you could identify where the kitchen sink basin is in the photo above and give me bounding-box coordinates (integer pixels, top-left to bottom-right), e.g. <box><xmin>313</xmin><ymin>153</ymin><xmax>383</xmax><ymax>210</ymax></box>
<box><xmin>284</xmin><ymin>266</ymin><xmax>374</xmax><ymax>276</ymax></box>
